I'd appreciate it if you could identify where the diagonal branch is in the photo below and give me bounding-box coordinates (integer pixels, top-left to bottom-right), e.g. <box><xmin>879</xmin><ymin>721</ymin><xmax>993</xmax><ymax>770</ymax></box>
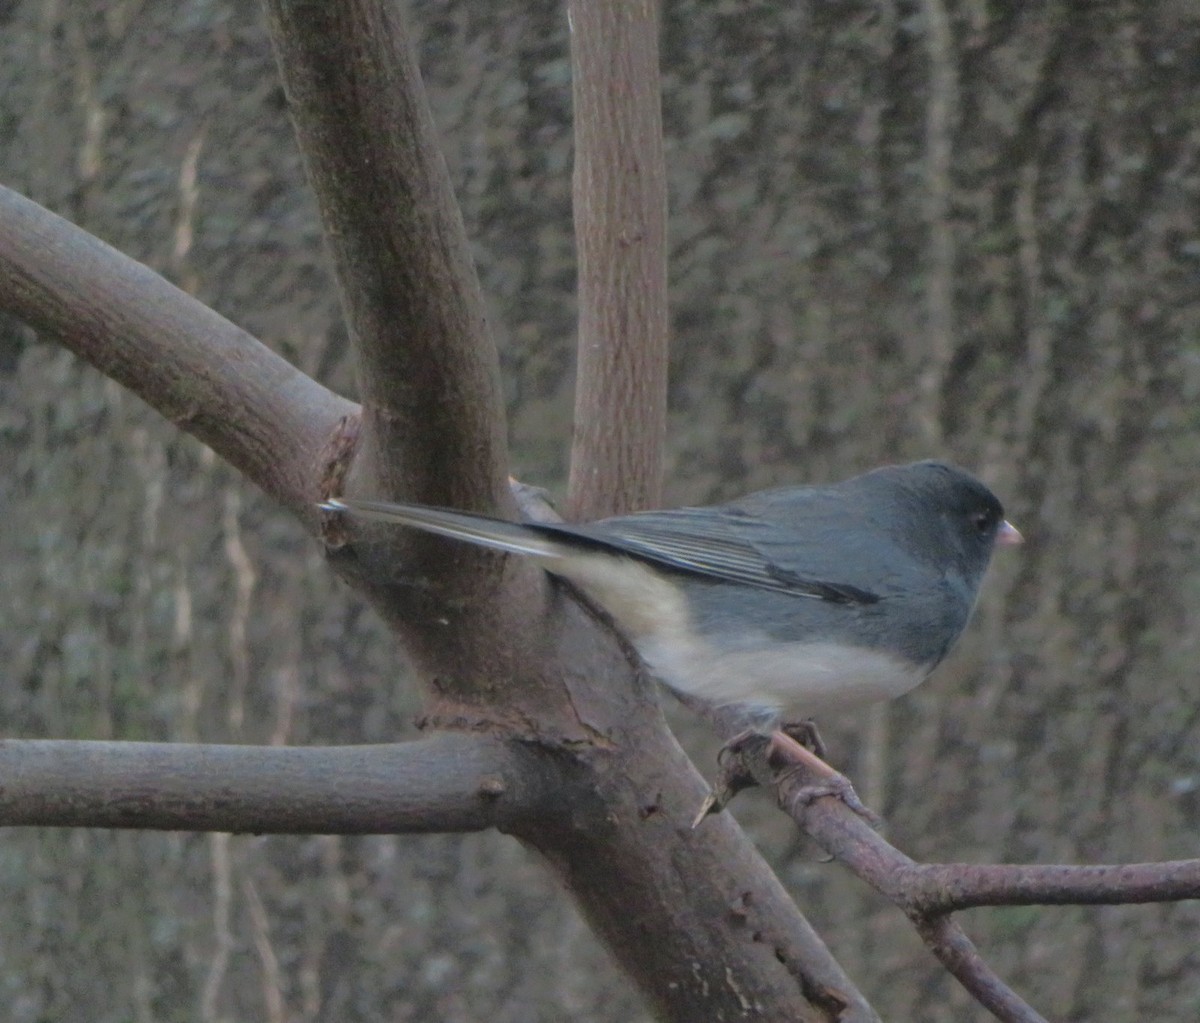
<box><xmin>262</xmin><ymin>0</ymin><xmax>511</xmax><ymax>516</ymax></box>
<box><xmin>910</xmin><ymin>915</ymin><xmax>1046</xmax><ymax>1023</ymax></box>
<box><xmin>0</xmin><ymin>185</ymin><xmax>354</xmax><ymax>522</ymax></box>
<box><xmin>0</xmin><ymin>736</ymin><xmax>554</xmax><ymax>834</ymax></box>
<box><xmin>741</xmin><ymin>736</ymin><xmax>1200</xmax><ymax>1020</ymax></box>
<box><xmin>566</xmin><ymin>0</ymin><xmax>669</xmax><ymax>519</ymax></box>
<box><xmin>1</xmin><ymin>6</ymin><xmax>879</xmax><ymax>1020</ymax></box>
<box><xmin>718</xmin><ymin>736</ymin><xmax>1047</xmax><ymax>1023</ymax></box>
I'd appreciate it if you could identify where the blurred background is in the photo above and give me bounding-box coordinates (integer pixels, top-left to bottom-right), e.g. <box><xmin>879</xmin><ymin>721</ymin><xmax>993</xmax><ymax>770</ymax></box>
<box><xmin>1</xmin><ymin>1</ymin><xmax>1199</xmax><ymax>1020</ymax></box>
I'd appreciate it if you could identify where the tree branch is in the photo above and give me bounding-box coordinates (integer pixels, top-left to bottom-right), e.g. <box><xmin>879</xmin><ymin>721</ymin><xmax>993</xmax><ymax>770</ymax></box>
<box><xmin>713</xmin><ymin>736</ymin><xmax>1052</xmax><ymax>1023</ymax></box>
<box><xmin>0</xmin><ymin>6</ymin><xmax>881</xmax><ymax>1019</ymax></box>
<box><xmin>910</xmin><ymin>915</ymin><xmax>1046</xmax><ymax>1023</ymax></box>
<box><xmin>262</xmin><ymin>0</ymin><xmax>511</xmax><ymax>517</ymax></box>
<box><xmin>911</xmin><ymin>859</ymin><xmax>1200</xmax><ymax>913</ymax></box>
<box><xmin>0</xmin><ymin>735</ymin><xmax>552</xmax><ymax>834</ymax></box>
<box><xmin>761</xmin><ymin>741</ymin><xmax>1200</xmax><ymax>911</ymax></box>
<box><xmin>0</xmin><ymin>185</ymin><xmax>354</xmax><ymax>522</ymax></box>
<box><xmin>731</xmin><ymin>732</ymin><xmax>1200</xmax><ymax>1020</ymax></box>
<box><xmin>513</xmin><ymin>714</ymin><xmax>882</xmax><ymax>1023</ymax></box>
<box><xmin>566</xmin><ymin>0</ymin><xmax>669</xmax><ymax>519</ymax></box>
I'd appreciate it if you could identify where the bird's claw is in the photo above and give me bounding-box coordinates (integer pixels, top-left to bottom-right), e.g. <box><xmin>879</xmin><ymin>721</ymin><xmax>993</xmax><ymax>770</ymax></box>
<box><xmin>779</xmin><ymin>718</ymin><xmax>828</xmax><ymax>759</ymax></box>
<box><xmin>776</xmin><ymin>769</ymin><xmax>883</xmax><ymax>829</ymax></box>
<box><xmin>692</xmin><ymin>731</ymin><xmax>767</xmax><ymax>827</ymax></box>
<box><xmin>693</xmin><ymin>728</ymin><xmax>884</xmax><ymax>830</ymax></box>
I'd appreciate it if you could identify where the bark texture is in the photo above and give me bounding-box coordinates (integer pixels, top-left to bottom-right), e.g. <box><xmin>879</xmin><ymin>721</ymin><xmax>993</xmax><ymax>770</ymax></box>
<box><xmin>1</xmin><ymin>2</ymin><xmax>1198</xmax><ymax>1021</ymax></box>
<box><xmin>566</xmin><ymin>0</ymin><xmax>669</xmax><ymax>519</ymax></box>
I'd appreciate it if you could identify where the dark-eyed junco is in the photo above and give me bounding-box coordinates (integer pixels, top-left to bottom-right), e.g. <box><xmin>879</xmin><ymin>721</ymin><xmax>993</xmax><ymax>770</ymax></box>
<box><xmin>322</xmin><ymin>461</ymin><xmax>1020</xmax><ymax>737</ymax></box>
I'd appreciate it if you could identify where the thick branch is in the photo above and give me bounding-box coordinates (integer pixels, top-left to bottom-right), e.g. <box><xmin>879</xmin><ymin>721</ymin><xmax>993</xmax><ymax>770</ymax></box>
<box><xmin>0</xmin><ymin>736</ymin><xmax>551</xmax><ymax>834</ymax></box>
<box><xmin>514</xmin><ymin>707</ymin><xmax>881</xmax><ymax>1023</ymax></box>
<box><xmin>262</xmin><ymin>0</ymin><xmax>511</xmax><ymax>515</ymax></box>
<box><xmin>0</xmin><ymin>185</ymin><xmax>354</xmax><ymax>521</ymax></box>
<box><xmin>566</xmin><ymin>0</ymin><xmax>669</xmax><ymax>519</ymax></box>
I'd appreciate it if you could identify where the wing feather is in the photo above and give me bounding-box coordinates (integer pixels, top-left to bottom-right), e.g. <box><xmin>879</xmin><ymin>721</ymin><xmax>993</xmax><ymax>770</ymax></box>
<box><xmin>539</xmin><ymin>509</ymin><xmax>879</xmax><ymax>604</ymax></box>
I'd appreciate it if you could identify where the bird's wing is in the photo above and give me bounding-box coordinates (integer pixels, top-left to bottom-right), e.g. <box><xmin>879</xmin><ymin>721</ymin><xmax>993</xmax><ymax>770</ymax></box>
<box><xmin>322</xmin><ymin>496</ymin><xmax>882</xmax><ymax>604</ymax></box>
<box><xmin>548</xmin><ymin>508</ymin><xmax>880</xmax><ymax>605</ymax></box>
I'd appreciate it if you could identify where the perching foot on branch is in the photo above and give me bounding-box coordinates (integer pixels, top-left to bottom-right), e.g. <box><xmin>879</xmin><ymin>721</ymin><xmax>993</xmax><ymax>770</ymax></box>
<box><xmin>780</xmin><ymin>717</ymin><xmax>828</xmax><ymax>759</ymax></box>
<box><xmin>692</xmin><ymin>729</ymin><xmax>882</xmax><ymax>829</ymax></box>
<box><xmin>691</xmin><ymin>730</ymin><xmax>768</xmax><ymax>826</ymax></box>
<box><xmin>768</xmin><ymin>731</ymin><xmax>883</xmax><ymax>828</ymax></box>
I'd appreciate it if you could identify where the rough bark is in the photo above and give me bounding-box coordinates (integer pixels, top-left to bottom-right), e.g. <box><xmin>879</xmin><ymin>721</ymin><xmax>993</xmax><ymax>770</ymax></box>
<box><xmin>566</xmin><ymin>0</ymin><xmax>669</xmax><ymax>519</ymax></box>
<box><xmin>0</xmin><ymin>1</ymin><xmax>1197</xmax><ymax>1021</ymax></box>
<box><xmin>0</xmin><ymin>1</ymin><xmax>877</xmax><ymax>1020</ymax></box>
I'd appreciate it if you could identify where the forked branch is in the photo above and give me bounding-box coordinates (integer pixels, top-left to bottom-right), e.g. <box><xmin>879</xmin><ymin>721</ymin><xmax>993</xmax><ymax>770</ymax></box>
<box><xmin>720</xmin><ymin>735</ymin><xmax>1200</xmax><ymax>1023</ymax></box>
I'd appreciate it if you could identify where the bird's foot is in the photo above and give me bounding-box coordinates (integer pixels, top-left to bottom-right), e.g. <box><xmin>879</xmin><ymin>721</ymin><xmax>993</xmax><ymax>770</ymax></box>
<box><xmin>767</xmin><ymin>731</ymin><xmax>882</xmax><ymax>828</ymax></box>
<box><xmin>778</xmin><ymin>717</ymin><xmax>828</xmax><ymax>760</ymax></box>
<box><xmin>692</xmin><ymin>728</ymin><xmax>881</xmax><ymax>829</ymax></box>
<box><xmin>692</xmin><ymin>730</ymin><xmax>769</xmax><ymax>827</ymax></box>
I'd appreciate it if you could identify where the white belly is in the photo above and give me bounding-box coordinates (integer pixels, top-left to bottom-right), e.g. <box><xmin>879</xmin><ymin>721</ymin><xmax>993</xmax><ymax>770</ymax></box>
<box><xmin>635</xmin><ymin>633</ymin><xmax>931</xmax><ymax>719</ymax></box>
<box><xmin>547</xmin><ymin>551</ymin><xmax>930</xmax><ymax>719</ymax></box>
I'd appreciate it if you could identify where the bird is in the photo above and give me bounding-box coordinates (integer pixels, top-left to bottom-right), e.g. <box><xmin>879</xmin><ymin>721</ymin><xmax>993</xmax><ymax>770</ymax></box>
<box><xmin>320</xmin><ymin>460</ymin><xmax>1020</xmax><ymax>742</ymax></box>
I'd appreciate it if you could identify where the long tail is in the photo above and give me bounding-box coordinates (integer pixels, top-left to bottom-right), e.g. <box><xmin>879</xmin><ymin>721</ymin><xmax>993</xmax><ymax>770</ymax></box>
<box><xmin>320</xmin><ymin>498</ymin><xmax>572</xmax><ymax>560</ymax></box>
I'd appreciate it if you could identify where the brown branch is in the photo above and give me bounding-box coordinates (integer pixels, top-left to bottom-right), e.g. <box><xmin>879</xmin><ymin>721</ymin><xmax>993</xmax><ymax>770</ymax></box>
<box><xmin>756</xmin><ymin>740</ymin><xmax>1200</xmax><ymax>911</ymax></box>
<box><xmin>0</xmin><ymin>184</ymin><xmax>355</xmax><ymax>522</ymax></box>
<box><xmin>910</xmin><ymin>915</ymin><xmax>1046</xmax><ymax>1023</ymax></box>
<box><xmin>0</xmin><ymin>736</ymin><xmax>552</xmax><ymax>834</ymax></box>
<box><xmin>510</xmin><ymin>716</ymin><xmax>882</xmax><ymax>1023</ymax></box>
<box><xmin>719</xmin><ymin>735</ymin><xmax>1049</xmax><ymax>1023</ymax></box>
<box><xmin>738</xmin><ymin>734</ymin><xmax>1200</xmax><ymax>1019</ymax></box>
<box><xmin>1</xmin><ymin>6</ymin><xmax>880</xmax><ymax>1018</ymax></box>
<box><xmin>566</xmin><ymin>0</ymin><xmax>669</xmax><ymax>519</ymax></box>
<box><xmin>261</xmin><ymin>0</ymin><xmax>512</xmax><ymax>517</ymax></box>
<box><xmin>910</xmin><ymin>859</ymin><xmax>1200</xmax><ymax>913</ymax></box>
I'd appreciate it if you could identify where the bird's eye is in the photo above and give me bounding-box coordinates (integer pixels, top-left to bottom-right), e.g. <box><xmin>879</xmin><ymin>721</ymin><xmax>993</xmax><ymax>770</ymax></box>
<box><xmin>970</xmin><ymin>510</ymin><xmax>994</xmax><ymax>533</ymax></box>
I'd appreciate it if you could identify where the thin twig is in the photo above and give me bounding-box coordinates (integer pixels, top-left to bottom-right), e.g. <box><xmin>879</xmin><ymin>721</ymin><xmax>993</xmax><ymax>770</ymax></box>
<box><xmin>910</xmin><ymin>859</ymin><xmax>1200</xmax><ymax>913</ymax></box>
<box><xmin>722</xmin><ymin>735</ymin><xmax>1054</xmax><ymax>1023</ymax></box>
<box><xmin>911</xmin><ymin>915</ymin><xmax>1046</xmax><ymax>1023</ymax></box>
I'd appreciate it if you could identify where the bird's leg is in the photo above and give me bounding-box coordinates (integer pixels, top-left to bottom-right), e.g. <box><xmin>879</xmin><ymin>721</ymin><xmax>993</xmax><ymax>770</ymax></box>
<box><xmin>766</xmin><ymin>731</ymin><xmax>882</xmax><ymax>828</ymax></box>
<box><xmin>671</xmin><ymin>693</ymin><xmax>876</xmax><ymax>826</ymax></box>
<box><xmin>692</xmin><ymin>727</ymin><xmax>881</xmax><ymax>829</ymax></box>
<box><xmin>691</xmin><ymin>730</ymin><xmax>770</xmax><ymax>826</ymax></box>
<box><xmin>778</xmin><ymin>717</ymin><xmax>827</xmax><ymax>760</ymax></box>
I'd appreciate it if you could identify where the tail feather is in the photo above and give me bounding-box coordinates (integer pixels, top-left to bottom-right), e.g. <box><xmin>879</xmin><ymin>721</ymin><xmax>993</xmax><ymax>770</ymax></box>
<box><xmin>320</xmin><ymin>498</ymin><xmax>569</xmax><ymax>560</ymax></box>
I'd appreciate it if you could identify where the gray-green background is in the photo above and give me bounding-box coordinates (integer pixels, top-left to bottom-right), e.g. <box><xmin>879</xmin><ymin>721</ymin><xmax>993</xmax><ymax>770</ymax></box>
<box><xmin>2</xmin><ymin>2</ymin><xmax>1199</xmax><ymax>1020</ymax></box>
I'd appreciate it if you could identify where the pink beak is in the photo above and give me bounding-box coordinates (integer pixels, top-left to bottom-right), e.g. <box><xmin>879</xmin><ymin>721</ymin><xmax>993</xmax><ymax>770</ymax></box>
<box><xmin>996</xmin><ymin>520</ymin><xmax>1023</xmax><ymax>547</ymax></box>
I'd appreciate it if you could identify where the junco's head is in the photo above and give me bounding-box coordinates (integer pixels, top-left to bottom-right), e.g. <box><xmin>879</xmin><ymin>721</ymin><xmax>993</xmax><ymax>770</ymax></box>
<box><xmin>323</xmin><ymin>461</ymin><xmax>1019</xmax><ymax>734</ymax></box>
